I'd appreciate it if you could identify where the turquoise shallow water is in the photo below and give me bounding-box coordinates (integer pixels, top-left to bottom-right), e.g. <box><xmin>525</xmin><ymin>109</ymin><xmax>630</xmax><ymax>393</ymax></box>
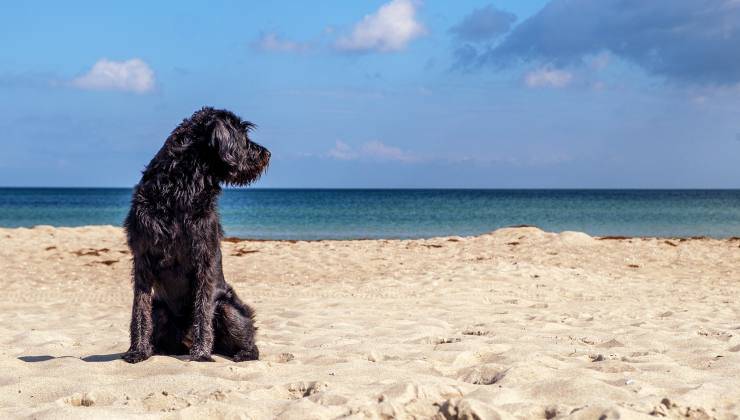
<box><xmin>1</xmin><ymin>188</ymin><xmax>739</xmax><ymax>239</ymax></box>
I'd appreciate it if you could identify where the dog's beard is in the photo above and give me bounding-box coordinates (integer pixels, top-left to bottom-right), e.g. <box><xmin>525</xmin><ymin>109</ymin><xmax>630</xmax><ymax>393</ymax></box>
<box><xmin>224</xmin><ymin>147</ymin><xmax>270</xmax><ymax>186</ymax></box>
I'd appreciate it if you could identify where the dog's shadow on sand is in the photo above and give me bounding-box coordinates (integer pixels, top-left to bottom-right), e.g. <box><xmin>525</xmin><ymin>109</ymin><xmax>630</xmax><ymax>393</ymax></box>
<box><xmin>18</xmin><ymin>353</ymin><xmax>125</xmax><ymax>363</ymax></box>
<box><xmin>18</xmin><ymin>354</ymin><xmax>198</xmax><ymax>363</ymax></box>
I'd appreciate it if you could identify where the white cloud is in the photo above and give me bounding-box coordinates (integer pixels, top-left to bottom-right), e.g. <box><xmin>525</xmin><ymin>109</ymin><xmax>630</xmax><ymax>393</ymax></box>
<box><xmin>71</xmin><ymin>58</ymin><xmax>155</xmax><ymax>93</ymax></box>
<box><xmin>327</xmin><ymin>141</ymin><xmax>358</xmax><ymax>160</ymax></box>
<box><xmin>327</xmin><ymin>140</ymin><xmax>417</xmax><ymax>162</ymax></box>
<box><xmin>589</xmin><ymin>52</ymin><xmax>610</xmax><ymax>70</ymax></box>
<box><xmin>692</xmin><ymin>95</ymin><xmax>708</xmax><ymax>105</ymax></box>
<box><xmin>335</xmin><ymin>0</ymin><xmax>426</xmax><ymax>52</ymax></box>
<box><xmin>524</xmin><ymin>67</ymin><xmax>573</xmax><ymax>88</ymax></box>
<box><xmin>253</xmin><ymin>32</ymin><xmax>310</xmax><ymax>53</ymax></box>
<box><xmin>360</xmin><ymin>141</ymin><xmax>417</xmax><ymax>162</ymax></box>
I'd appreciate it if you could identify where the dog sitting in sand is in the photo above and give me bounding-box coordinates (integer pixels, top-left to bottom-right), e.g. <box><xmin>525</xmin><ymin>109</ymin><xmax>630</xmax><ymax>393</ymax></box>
<box><xmin>122</xmin><ymin>107</ymin><xmax>270</xmax><ymax>363</ymax></box>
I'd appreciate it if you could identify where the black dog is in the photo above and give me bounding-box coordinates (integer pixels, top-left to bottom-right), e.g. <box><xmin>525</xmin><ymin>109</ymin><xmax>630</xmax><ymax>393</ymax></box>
<box><xmin>122</xmin><ymin>107</ymin><xmax>270</xmax><ymax>363</ymax></box>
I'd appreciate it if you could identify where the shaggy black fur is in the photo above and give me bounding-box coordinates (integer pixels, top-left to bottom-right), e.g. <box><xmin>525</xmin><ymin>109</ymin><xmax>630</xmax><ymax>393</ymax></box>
<box><xmin>122</xmin><ymin>107</ymin><xmax>270</xmax><ymax>363</ymax></box>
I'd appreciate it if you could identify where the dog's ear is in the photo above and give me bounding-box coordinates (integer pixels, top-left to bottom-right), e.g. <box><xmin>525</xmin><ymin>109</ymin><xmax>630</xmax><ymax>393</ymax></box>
<box><xmin>209</xmin><ymin>118</ymin><xmax>242</xmax><ymax>168</ymax></box>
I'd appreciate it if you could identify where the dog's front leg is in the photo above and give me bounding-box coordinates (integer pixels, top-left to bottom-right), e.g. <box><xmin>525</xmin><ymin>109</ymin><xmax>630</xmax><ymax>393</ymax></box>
<box><xmin>123</xmin><ymin>257</ymin><xmax>155</xmax><ymax>363</ymax></box>
<box><xmin>189</xmin><ymin>240</ymin><xmax>217</xmax><ymax>362</ymax></box>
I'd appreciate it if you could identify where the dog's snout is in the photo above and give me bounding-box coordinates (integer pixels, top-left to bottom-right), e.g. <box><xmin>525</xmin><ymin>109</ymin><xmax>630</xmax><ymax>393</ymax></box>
<box><xmin>252</xmin><ymin>143</ymin><xmax>270</xmax><ymax>160</ymax></box>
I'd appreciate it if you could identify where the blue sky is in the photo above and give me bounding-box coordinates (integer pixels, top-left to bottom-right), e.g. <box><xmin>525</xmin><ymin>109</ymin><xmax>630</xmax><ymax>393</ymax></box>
<box><xmin>1</xmin><ymin>0</ymin><xmax>739</xmax><ymax>188</ymax></box>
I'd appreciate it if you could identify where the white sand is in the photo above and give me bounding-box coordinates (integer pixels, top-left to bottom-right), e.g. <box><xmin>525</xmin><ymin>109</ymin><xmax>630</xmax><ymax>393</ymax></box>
<box><xmin>1</xmin><ymin>226</ymin><xmax>739</xmax><ymax>419</ymax></box>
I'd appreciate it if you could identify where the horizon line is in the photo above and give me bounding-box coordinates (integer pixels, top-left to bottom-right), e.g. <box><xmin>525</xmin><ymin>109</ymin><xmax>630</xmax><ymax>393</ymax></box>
<box><xmin>1</xmin><ymin>186</ymin><xmax>740</xmax><ymax>191</ymax></box>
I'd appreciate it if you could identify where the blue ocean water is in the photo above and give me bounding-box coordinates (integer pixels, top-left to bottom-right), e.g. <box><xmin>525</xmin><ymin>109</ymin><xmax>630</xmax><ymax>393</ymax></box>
<box><xmin>1</xmin><ymin>188</ymin><xmax>739</xmax><ymax>239</ymax></box>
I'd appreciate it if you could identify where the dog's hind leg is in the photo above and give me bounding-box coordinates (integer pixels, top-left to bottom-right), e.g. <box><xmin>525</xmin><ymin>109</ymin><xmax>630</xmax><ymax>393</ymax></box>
<box><xmin>151</xmin><ymin>300</ymin><xmax>189</xmax><ymax>355</ymax></box>
<box><xmin>213</xmin><ymin>287</ymin><xmax>259</xmax><ymax>362</ymax></box>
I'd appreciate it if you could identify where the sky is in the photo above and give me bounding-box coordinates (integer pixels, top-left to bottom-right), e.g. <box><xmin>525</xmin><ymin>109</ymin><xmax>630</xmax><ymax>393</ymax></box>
<box><xmin>1</xmin><ymin>0</ymin><xmax>740</xmax><ymax>188</ymax></box>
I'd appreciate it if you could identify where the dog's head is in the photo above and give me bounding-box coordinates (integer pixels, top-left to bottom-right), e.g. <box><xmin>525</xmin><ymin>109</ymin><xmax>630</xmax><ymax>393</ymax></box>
<box><xmin>194</xmin><ymin>107</ymin><xmax>270</xmax><ymax>186</ymax></box>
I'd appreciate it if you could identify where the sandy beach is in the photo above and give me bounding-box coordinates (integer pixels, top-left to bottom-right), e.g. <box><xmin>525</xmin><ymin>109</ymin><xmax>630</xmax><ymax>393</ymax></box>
<box><xmin>1</xmin><ymin>225</ymin><xmax>739</xmax><ymax>419</ymax></box>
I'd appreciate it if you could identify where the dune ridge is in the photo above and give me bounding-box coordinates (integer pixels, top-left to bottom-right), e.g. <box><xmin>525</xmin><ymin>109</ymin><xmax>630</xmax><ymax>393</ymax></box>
<box><xmin>1</xmin><ymin>225</ymin><xmax>739</xmax><ymax>419</ymax></box>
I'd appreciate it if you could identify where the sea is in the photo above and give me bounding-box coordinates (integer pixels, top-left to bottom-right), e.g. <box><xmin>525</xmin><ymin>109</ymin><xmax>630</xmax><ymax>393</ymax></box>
<box><xmin>1</xmin><ymin>188</ymin><xmax>739</xmax><ymax>240</ymax></box>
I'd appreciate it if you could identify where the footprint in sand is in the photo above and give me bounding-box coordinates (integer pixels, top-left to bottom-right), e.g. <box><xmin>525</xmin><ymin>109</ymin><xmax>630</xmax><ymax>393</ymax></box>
<box><xmin>461</xmin><ymin>326</ymin><xmax>491</xmax><ymax>336</ymax></box>
<box><xmin>697</xmin><ymin>328</ymin><xmax>733</xmax><ymax>341</ymax></box>
<box><xmin>275</xmin><ymin>352</ymin><xmax>296</xmax><ymax>363</ymax></box>
<box><xmin>456</xmin><ymin>364</ymin><xmax>508</xmax><ymax>385</ymax></box>
<box><xmin>308</xmin><ymin>392</ymin><xmax>348</xmax><ymax>406</ymax></box>
<box><xmin>60</xmin><ymin>392</ymin><xmax>96</xmax><ymax>407</ymax></box>
<box><xmin>284</xmin><ymin>381</ymin><xmax>329</xmax><ymax>399</ymax></box>
<box><xmin>142</xmin><ymin>391</ymin><xmax>191</xmax><ymax>412</ymax></box>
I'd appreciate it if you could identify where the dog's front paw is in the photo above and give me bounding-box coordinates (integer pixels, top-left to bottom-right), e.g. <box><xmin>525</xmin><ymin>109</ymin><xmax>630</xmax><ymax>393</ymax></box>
<box><xmin>189</xmin><ymin>349</ymin><xmax>215</xmax><ymax>362</ymax></box>
<box><xmin>232</xmin><ymin>346</ymin><xmax>259</xmax><ymax>362</ymax></box>
<box><xmin>122</xmin><ymin>350</ymin><xmax>152</xmax><ymax>364</ymax></box>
